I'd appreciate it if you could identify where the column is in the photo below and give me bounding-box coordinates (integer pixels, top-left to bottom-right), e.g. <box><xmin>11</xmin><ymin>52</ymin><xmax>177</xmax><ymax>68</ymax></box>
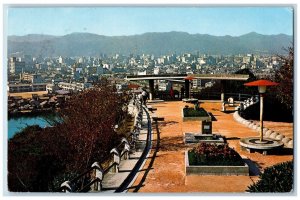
<box><xmin>185</xmin><ymin>79</ymin><xmax>190</xmax><ymax>99</ymax></box>
<box><xmin>149</xmin><ymin>79</ymin><xmax>154</xmax><ymax>100</ymax></box>
<box><xmin>220</xmin><ymin>80</ymin><xmax>226</xmax><ymax>102</ymax></box>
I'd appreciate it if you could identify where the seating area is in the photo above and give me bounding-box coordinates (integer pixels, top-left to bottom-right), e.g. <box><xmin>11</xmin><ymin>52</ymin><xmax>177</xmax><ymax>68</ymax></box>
<box><xmin>222</xmin><ymin>97</ymin><xmax>239</xmax><ymax>112</ymax></box>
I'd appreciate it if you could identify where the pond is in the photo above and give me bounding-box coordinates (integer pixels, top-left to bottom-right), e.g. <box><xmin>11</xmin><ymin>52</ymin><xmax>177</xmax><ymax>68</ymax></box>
<box><xmin>8</xmin><ymin>115</ymin><xmax>57</xmax><ymax>139</ymax></box>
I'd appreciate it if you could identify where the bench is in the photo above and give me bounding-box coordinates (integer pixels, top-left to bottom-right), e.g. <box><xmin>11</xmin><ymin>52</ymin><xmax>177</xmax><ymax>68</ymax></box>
<box><xmin>147</xmin><ymin>105</ymin><xmax>157</xmax><ymax>112</ymax></box>
<box><xmin>152</xmin><ymin>114</ymin><xmax>164</xmax><ymax>121</ymax></box>
<box><xmin>222</xmin><ymin>97</ymin><xmax>238</xmax><ymax>112</ymax></box>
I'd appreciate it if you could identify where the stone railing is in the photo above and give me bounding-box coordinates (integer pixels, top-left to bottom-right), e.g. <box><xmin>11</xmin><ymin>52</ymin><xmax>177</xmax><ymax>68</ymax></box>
<box><xmin>60</xmin><ymin>99</ymin><xmax>145</xmax><ymax>192</ymax></box>
<box><xmin>233</xmin><ymin>96</ymin><xmax>293</xmax><ymax>149</ymax></box>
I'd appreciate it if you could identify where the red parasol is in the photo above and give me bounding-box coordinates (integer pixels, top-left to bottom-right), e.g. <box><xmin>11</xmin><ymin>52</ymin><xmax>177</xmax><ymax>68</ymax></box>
<box><xmin>184</xmin><ymin>75</ymin><xmax>195</xmax><ymax>80</ymax></box>
<box><xmin>244</xmin><ymin>79</ymin><xmax>279</xmax><ymax>87</ymax></box>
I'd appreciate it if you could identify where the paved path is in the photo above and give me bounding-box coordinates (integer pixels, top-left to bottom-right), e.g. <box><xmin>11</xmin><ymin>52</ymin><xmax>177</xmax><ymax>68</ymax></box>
<box><xmin>101</xmin><ymin>105</ymin><xmax>153</xmax><ymax>193</ymax></box>
<box><xmin>128</xmin><ymin>101</ymin><xmax>293</xmax><ymax>193</ymax></box>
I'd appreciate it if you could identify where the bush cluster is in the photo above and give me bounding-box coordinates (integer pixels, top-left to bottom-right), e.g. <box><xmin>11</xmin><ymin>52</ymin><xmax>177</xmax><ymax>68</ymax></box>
<box><xmin>188</xmin><ymin>143</ymin><xmax>244</xmax><ymax>166</ymax></box>
<box><xmin>247</xmin><ymin>161</ymin><xmax>293</xmax><ymax>192</ymax></box>
<box><xmin>8</xmin><ymin>81</ymin><xmax>129</xmax><ymax>192</ymax></box>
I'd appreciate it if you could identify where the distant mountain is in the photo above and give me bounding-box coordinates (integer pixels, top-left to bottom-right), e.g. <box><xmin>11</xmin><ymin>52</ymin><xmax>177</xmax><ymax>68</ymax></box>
<box><xmin>7</xmin><ymin>32</ymin><xmax>293</xmax><ymax>57</ymax></box>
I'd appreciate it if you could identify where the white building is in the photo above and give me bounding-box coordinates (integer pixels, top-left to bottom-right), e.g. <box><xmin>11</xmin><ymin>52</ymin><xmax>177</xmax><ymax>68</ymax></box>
<box><xmin>137</xmin><ymin>71</ymin><xmax>146</xmax><ymax>75</ymax></box>
<box><xmin>153</xmin><ymin>68</ymin><xmax>160</xmax><ymax>75</ymax></box>
<box><xmin>8</xmin><ymin>83</ymin><xmax>47</xmax><ymax>93</ymax></box>
<box><xmin>58</xmin><ymin>82</ymin><xmax>93</xmax><ymax>92</ymax></box>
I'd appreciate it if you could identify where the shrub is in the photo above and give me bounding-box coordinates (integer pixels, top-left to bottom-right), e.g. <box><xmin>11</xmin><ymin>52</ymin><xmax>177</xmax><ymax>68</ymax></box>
<box><xmin>8</xmin><ymin>126</ymin><xmax>63</xmax><ymax>192</ymax></box>
<box><xmin>48</xmin><ymin>172</ymin><xmax>80</xmax><ymax>192</ymax></box>
<box><xmin>247</xmin><ymin>161</ymin><xmax>293</xmax><ymax>192</ymax></box>
<box><xmin>188</xmin><ymin>143</ymin><xmax>244</xmax><ymax>166</ymax></box>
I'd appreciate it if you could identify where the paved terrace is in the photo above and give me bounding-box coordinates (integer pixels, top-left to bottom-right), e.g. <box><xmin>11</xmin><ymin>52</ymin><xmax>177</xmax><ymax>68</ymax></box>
<box><xmin>128</xmin><ymin>101</ymin><xmax>293</xmax><ymax>193</ymax></box>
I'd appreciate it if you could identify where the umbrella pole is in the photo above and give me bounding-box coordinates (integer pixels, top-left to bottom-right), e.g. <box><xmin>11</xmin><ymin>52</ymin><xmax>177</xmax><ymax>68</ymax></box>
<box><xmin>260</xmin><ymin>94</ymin><xmax>264</xmax><ymax>142</ymax></box>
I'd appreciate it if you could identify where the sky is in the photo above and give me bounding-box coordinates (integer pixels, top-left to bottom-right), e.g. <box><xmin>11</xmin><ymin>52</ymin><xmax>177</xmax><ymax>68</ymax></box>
<box><xmin>6</xmin><ymin>6</ymin><xmax>294</xmax><ymax>37</ymax></box>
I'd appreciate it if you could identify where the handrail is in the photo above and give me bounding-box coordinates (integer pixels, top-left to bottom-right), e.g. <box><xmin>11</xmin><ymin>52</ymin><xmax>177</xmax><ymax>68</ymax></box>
<box><xmin>79</xmin><ymin>178</ymin><xmax>100</xmax><ymax>192</ymax></box>
<box><xmin>114</xmin><ymin>104</ymin><xmax>152</xmax><ymax>193</ymax></box>
<box><xmin>59</xmin><ymin>98</ymin><xmax>143</xmax><ymax>192</ymax></box>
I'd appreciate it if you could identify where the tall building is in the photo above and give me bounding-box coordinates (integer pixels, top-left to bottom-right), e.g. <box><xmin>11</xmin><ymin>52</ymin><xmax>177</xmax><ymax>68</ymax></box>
<box><xmin>21</xmin><ymin>73</ymin><xmax>44</xmax><ymax>83</ymax></box>
<box><xmin>9</xmin><ymin>57</ymin><xmax>25</xmax><ymax>75</ymax></box>
<box><xmin>58</xmin><ymin>56</ymin><xmax>63</xmax><ymax>64</ymax></box>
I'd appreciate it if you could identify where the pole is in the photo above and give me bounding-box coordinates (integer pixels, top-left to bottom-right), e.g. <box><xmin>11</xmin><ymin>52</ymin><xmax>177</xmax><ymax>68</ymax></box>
<box><xmin>184</xmin><ymin>79</ymin><xmax>189</xmax><ymax>99</ymax></box>
<box><xmin>260</xmin><ymin>94</ymin><xmax>264</xmax><ymax>142</ymax></box>
<box><xmin>149</xmin><ymin>80</ymin><xmax>154</xmax><ymax>100</ymax></box>
<box><xmin>189</xmin><ymin>80</ymin><xmax>191</xmax><ymax>99</ymax></box>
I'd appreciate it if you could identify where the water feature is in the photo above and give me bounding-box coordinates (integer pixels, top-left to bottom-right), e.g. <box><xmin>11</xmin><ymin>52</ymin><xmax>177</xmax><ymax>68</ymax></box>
<box><xmin>8</xmin><ymin>115</ymin><xmax>56</xmax><ymax>139</ymax></box>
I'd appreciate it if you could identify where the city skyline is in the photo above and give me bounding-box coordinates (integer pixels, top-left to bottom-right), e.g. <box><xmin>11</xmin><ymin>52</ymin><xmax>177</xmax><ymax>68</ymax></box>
<box><xmin>7</xmin><ymin>6</ymin><xmax>293</xmax><ymax>37</ymax></box>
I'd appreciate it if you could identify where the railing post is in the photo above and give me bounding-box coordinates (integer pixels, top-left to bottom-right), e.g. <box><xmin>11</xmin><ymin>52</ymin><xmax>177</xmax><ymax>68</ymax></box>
<box><xmin>121</xmin><ymin>137</ymin><xmax>130</xmax><ymax>158</ymax></box>
<box><xmin>60</xmin><ymin>181</ymin><xmax>73</xmax><ymax>192</ymax></box>
<box><xmin>110</xmin><ymin>148</ymin><xmax>120</xmax><ymax>173</ymax></box>
<box><xmin>91</xmin><ymin>162</ymin><xmax>104</xmax><ymax>191</ymax></box>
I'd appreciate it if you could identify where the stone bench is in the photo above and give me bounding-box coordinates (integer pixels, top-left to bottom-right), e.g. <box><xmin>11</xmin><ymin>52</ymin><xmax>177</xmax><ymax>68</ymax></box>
<box><xmin>147</xmin><ymin>105</ymin><xmax>157</xmax><ymax>112</ymax></box>
<box><xmin>152</xmin><ymin>114</ymin><xmax>164</xmax><ymax>121</ymax></box>
<box><xmin>222</xmin><ymin>99</ymin><xmax>239</xmax><ymax>112</ymax></box>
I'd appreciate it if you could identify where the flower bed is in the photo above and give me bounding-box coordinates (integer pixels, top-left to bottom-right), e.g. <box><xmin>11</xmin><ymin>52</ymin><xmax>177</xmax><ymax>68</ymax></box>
<box><xmin>185</xmin><ymin>143</ymin><xmax>249</xmax><ymax>175</ymax></box>
<box><xmin>189</xmin><ymin>143</ymin><xmax>244</xmax><ymax>166</ymax></box>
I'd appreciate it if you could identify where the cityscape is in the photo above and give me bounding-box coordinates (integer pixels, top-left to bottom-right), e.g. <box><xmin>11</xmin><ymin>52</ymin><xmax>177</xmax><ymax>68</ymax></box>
<box><xmin>4</xmin><ymin>5</ymin><xmax>294</xmax><ymax>196</ymax></box>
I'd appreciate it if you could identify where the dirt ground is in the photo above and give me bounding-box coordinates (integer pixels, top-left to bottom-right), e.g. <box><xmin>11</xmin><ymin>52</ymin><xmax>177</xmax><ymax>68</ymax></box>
<box><xmin>8</xmin><ymin>91</ymin><xmax>48</xmax><ymax>99</ymax></box>
<box><xmin>129</xmin><ymin>101</ymin><xmax>293</xmax><ymax>193</ymax></box>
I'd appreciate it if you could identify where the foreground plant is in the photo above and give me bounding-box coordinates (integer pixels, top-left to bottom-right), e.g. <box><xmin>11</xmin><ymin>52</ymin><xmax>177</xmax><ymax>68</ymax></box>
<box><xmin>247</xmin><ymin>161</ymin><xmax>293</xmax><ymax>192</ymax></box>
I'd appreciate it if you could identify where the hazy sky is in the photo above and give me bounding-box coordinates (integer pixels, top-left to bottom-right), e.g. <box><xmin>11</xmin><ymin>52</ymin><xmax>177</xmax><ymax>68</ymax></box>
<box><xmin>7</xmin><ymin>6</ymin><xmax>294</xmax><ymax>36</ymax></box>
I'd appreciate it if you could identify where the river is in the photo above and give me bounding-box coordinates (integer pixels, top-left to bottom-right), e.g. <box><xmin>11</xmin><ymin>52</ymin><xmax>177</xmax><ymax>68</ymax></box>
<box><xmin>8</xmin><ymin>116</ymin><xmax>53</xmax><ymax>139</ymax></box>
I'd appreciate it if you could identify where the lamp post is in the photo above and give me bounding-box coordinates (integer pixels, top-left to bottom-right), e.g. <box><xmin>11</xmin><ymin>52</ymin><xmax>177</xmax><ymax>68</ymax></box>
<box><xmin>244</xmin><ymin>80</ymin><xmax>278</xmax><ymax>142</ymax></box>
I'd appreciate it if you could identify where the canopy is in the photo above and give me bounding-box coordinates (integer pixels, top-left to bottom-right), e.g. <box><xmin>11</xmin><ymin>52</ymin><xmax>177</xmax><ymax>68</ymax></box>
<box><xmin>244</xmin><ymin>79</ymin><xmax>279</xmax><ymax>86</ymax></box>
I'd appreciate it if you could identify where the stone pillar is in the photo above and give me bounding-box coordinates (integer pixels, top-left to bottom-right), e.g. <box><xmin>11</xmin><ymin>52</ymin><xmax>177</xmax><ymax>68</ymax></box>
<box><xmin>149</xmin><ymin>79</ymin><xmax>154</xmax><ymax>100</ymax></box>
<box><xmin>91</xmin><ymin>162</ymin><xmax>104</xmax><ymax>191</ymax></box>
<box><xmin>110</xmin><ymin>148</ymin><xmax>120</xmax><ymax>173</ymax></box>
<box><xmin>185</xmin><ymin>79</ymin><xmax>190</xmax><ymax>99</ymax></box>
<box><xmin>221</xmin><ymin>80</ymin><xmax>226</xmax><ymax>102</ymax></box>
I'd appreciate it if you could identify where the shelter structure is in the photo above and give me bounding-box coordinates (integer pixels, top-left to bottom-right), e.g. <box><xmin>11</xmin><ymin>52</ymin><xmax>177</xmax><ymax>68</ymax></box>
<box><xmin>126</xmin><ymin>74</ymin><xmax>249</xmax><ymax>101</ymax></box>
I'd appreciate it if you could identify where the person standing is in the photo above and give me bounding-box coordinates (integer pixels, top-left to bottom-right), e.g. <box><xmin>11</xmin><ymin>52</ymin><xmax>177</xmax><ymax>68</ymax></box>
<box><xmin>142</xmin><ymin>89</ymin><xmax>148</xmax><ymax>105</ymax></box>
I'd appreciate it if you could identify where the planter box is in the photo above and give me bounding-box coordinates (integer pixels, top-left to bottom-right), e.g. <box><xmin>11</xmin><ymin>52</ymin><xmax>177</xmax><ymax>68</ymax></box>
<box><xmin>185</xmin><ymin>151</ymin><xmax>249</xmax><ymax>176</ymax></box>
<box><xmin>182</xmin><ymin>108</ymin><xmax>211</xmax><ymax>122</ymax></box>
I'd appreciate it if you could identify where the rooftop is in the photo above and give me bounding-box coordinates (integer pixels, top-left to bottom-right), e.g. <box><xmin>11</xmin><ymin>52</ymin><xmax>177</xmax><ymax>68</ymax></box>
<box><xmin>129</xmin><ymin>101</ymin><xmax>293</xmax><ymax>193</ymax></box>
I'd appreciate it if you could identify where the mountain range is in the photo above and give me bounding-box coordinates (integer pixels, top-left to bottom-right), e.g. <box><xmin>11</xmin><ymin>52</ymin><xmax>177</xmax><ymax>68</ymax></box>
<box><xmin>7</xmin><ymin>31</ymin><xmax>293</xmax><ymax>57</ymax></box>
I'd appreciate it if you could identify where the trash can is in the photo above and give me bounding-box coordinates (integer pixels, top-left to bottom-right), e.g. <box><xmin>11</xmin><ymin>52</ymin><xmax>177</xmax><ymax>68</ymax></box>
<box><xmin>202</xmin><ymin>120</ymin><xmax>212</xmax><ymax>134</ymax></box>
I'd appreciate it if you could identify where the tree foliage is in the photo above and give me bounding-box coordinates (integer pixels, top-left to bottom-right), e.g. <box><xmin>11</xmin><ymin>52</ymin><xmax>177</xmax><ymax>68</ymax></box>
<box><xmin>273</xmin><ymin>47</ymin><xmax>293</xmax><ymax>111</ymax></box>
<box><xmin>8</xmin><ymin>81</ymin><xmax>129</xmax><ymax>192</ymax></box>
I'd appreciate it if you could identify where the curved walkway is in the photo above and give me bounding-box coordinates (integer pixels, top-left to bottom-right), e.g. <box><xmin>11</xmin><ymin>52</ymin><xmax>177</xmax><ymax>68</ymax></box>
<box><xmin>128</xmin><ymin>101</ymin><xmax>293</xmax><ymax>193</ymax></box>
